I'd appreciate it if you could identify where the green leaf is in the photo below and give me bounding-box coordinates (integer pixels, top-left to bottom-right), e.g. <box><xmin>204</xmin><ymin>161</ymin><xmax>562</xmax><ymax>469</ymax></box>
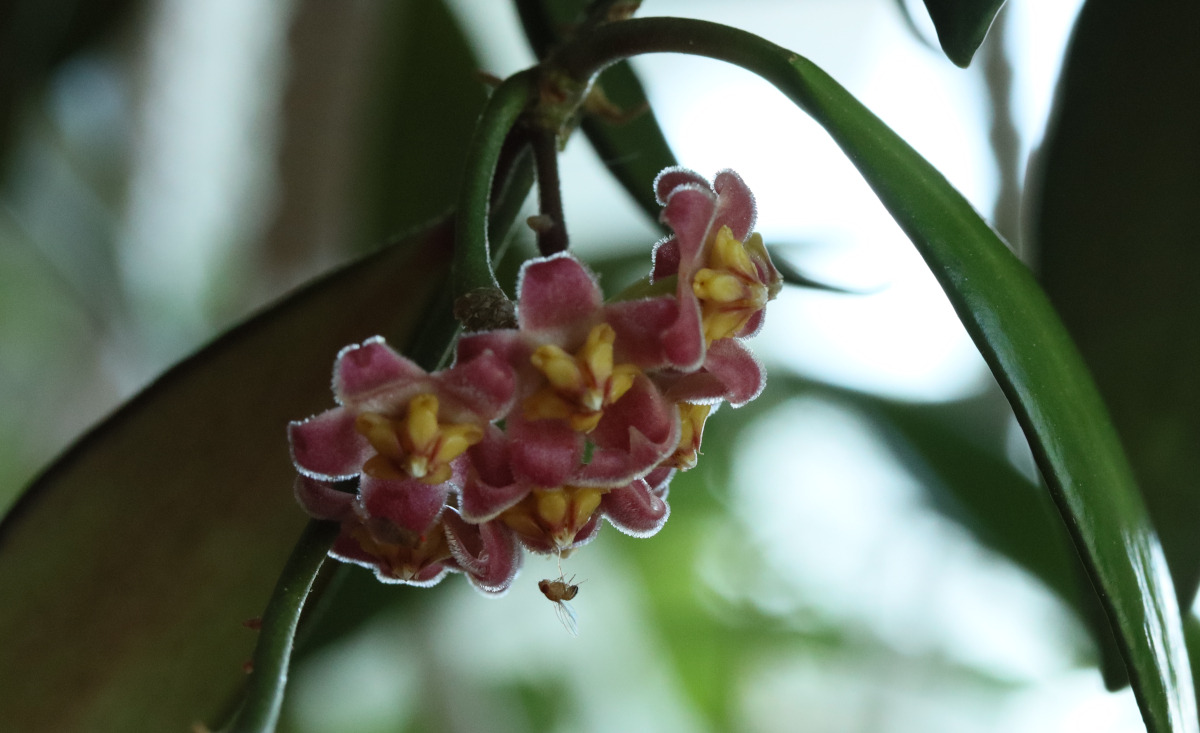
<box><xmin>0</xmin><ymin>220</ymin><xmax>453</xmax><ymax>733</ymax></box>
<box><xmin>1035</xmin><ymin>0</ymin><xmax>1200</xmax><ymax>622</ymax></box>
<box><xmin>579</xmin><ymin>60</ymin><xmax>678</xmax><ymax>225</ymax></box>
<box><xmin>767</xmin><ymin>45</ymin><xmax>1195</xmax><ymax>733</ymax></box>
<box><xmin>557</xmin><ymin>17</ymin><xmax>1195</xmax><ymax>731</ymax></box>
<box><xmin>921</xmin><ymin>0</ymin><xmax>1006</xmax><ymax>67</ymax></box>
<box><xmin>866</xmin><ymin>388</ymin><xmax>1129</xmax><ymax>687</ymax></box>
<box><xmin>353</xmin><ymin>0</ymin><xmax>489</xmax><ymax>249</ymax></box>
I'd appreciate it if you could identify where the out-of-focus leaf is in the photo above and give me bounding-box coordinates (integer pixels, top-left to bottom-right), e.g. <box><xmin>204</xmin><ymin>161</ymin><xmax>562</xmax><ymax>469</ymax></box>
<box><xmin>579</xmin><ymin>60</ymin><xmax>677</xmax><ymax>225</ymax></box>
<box><xmin>0</xmin><ymin>220</ymin><xmax>453</xmax><ymax>733</ymax></box>
<box><xmin>869</xmin><ymin>388</ymin><xmax>1129</xmax><ymax>687</ymax></box>
<box><xmin>613</xmin><ymin>375</ymin><xmax>1024</xmax><ymax>731</ymax></box>
<box><xmin>1035</xmin><ymin>0</ymin><xmax>1200</xmax><ymax>621</ymax></box>
<box><xmin>354</xmin><ymin>0</ymin><xmax>488</xmax><ymax>249</ymax></box>
<box><xmin>920</xmin><ymin>0</ymin><xmax>1006</xmax><ymax>67</ymax></box>
<box><xmin>705</xmin><ymin>371</ymin><xmax>1126</xmax><ymax>684</ymax></box>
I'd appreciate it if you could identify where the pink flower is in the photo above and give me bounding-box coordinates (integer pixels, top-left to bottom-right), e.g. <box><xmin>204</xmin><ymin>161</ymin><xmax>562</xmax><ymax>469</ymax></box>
<box><xmin>295</xmin><ymin>476</ymin><xmax>521</xmax><ymax>593</ymax></box>
<box><xmin>650</xmin><ymin>168</ymin><xmax>780</xmax><ymax>402</ymax></box>
<box><xmin>288</xmin><ymin>336</ymin><xmax>515</xmax><ymax>538</ymax></box>
<box><xmin>294</xmin><ymin>475</ymin><xmax>453</xmax><ymax>586</ymax></box>
<box><xmin>454</xmin><ymin>254</ymin><xmax>684</xmax><ymax>516</ymax></box>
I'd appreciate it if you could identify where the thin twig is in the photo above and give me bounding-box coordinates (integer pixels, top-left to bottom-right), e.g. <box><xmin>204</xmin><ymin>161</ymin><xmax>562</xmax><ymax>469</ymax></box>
<box><xmin>530</xmin><ymin>127</ymin><xmax>569</xmax><ymax>255</ymax></box>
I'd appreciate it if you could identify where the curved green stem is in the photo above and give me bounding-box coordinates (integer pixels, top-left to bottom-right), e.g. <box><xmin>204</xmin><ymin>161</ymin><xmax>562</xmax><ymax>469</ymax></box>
<box><xmin>453</xmin><ymin>71</ymin><xmax>537</xmax><ymax>301</ymax></box>
<box><xmin>227</xmin><ymin>519</ymin><xmax>338</xmax><ymax>733</ymax></box>
<box><xmin>552</xmin><ymin>16</ymin><xmax>1194</xmax><ymax>733</ymax></box>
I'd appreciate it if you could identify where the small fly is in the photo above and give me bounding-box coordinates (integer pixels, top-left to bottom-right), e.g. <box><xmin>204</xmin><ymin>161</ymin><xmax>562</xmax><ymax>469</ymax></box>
<box><xmin>539</xmin><ymin>574</ymin><xmax>581</xmax><ymax>636</ymax></box>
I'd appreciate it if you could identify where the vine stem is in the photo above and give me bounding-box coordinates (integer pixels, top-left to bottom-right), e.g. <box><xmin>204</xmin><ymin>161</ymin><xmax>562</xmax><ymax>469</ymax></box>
<box><xmin>453</xmin><ymin>71</ymin><xmax>537</xmax><ymax>302</ymax></box>
<box><xmin>531</xmin><ymin>126</ymin><xmax>569</xmax><ymax>255</ymax></box>
<box><xmin>226</xmin><ymin>519</ymin><xmax>338</xmax><ymax>733</ymax></box>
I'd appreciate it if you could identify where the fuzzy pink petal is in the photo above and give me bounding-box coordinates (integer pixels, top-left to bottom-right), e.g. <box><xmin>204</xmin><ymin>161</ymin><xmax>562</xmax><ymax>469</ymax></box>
<box><xmin>328</xmin><ymin>521</ymin><xmax>454</xmax><ymax>586</ymax></box>
<box><xmin>605</xmin><ymin>296</ymin><xmax>679</xmax><ymax>370</ymax></box>
<box><xmin>294</xmin><ymin>476</ymin><xmax>356</xmax><ymax>521</ymax></box>
<box><xmin>443</xmin><ymin>512</ymin><xmax>523</xmax><ymax>595</ymax></box>
<box><xmin>404</xmin><ymin>563</ymin><xmax>453</xmax><ymax>587</ymax></box>
<box><xmin>651</xmin><ymin>236</ymin><xmax>681</xmax><ymax>280</ymax></box>
<box><xmin>735</xmin><ymin>308</ymin><xmax>765</xmax><ymax>340</ymax></box>
<box><xmin>507</xmin><ymin>414</ymin><xmax>584</xmax><ymax>487</ymax></box>
<box><xmin>711</xmin><ymin>170</ymin><xmax>757</xmax><ymax>240</ymax></box>
<box><xmin>333</xmin><ymin>337</ymin><xmax>426</xmax><ymax>405</ymax></box>
<box><xmin>602</xmin><ymin>479</ymin><xmax>670</xmax><ymax>538</ymax></box>
<box><xmin>359</xmin><ymin>474</ymin><xmax>450</xmax><ymax>536</ymax></box>
<box><xmin>654</xmin><ymin>166</ymin><xmax>710</xmax><ymax>205</ymax></box>
<box><xmin>703</xmin><ymin>338</ymin><xmax>766</xmax><ymax>407</ymax></box>
<box><xmin>330</xmin><ymin>529</ymin><xmax>382</xmax><ymax>568</ymax></box>
<box><xmin>439</xmin><ymin>348</ymin><xmax>516</xmax><ymax>420</ymax></box>
<box><xmin>660</xmin><ymin>289</ymin><xmax>706</xmax><ymax>371</ymax></box>
<box><xmin>659</xmin><ymin>370</ymin><xmax>726</xmax><ymax>404</ymax></box>
<box><xmin>469</xmin><ymin>425</ymin><xmax>514</xmax><ymax>485</ymax></box>
<box><xmin>289</xmin><ymin>407</ymin><xmax>371</xmax><ymax>481</ymax></box>
<box><xmin>576</xmin><ymin>377</ymin><xmax>679</xmax><ymax>486</ymax></box>
<box><xmin>645</xmin><ymin>467</ymin><xmax>675</xmax><ymax>498</ymax></box>
<box><xmin>455</xmin><ymin>330</ymin><xmax>524</xmax><ymax>367</ymax></box>
<box><xmin>461</xmin><ymin>427</ymin><xmax>529</xmax><ymax>522</ymax></box>
<box><xmin>660</xmin><ymin>186</ymin><xmax>716</xmax><ymax>269</ymax></box>
<box><xmin>592</xmin><ymin>375</ymin><xmax>676</xmax><ymax>450</ymax></box>
<box><xmin>516</xmin><ymin>253</ymin><xmax>603</xmax><ymax>334</ymax></box>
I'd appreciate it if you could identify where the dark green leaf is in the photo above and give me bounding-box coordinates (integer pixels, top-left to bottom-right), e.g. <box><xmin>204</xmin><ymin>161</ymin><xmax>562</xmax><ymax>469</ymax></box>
<box><xmin>579</xmin><ymin>60</ymin><xmax>678</xmax><ymax>225</ymax></box>
<box><xmin>353</xmin><ymin>0</ymin><xmax>488</xmax><ymax>249</ymax></box>
<box><xmin>1035</xmin><ymin>0</ymin><xmax>1200</xmax><ymax>621</ymax></box>
<box><xmin>0</xmin><ymin>220</ymin><xmax>453</xmax><ymax>733</ymax></box>
<box><xmin>740</xmin><ymin>35</ymin><xmax>1193</xmax><ymax>731</ymax></box>
<box><xmin>921</xmin><ymin>0</ymin><xmax>1007</xmax><ymax>67</ymax></box>
<box><xmin>555</xmin><ymin>17</ymin><xmax>1195</xmax><ymax>730</ymax></box>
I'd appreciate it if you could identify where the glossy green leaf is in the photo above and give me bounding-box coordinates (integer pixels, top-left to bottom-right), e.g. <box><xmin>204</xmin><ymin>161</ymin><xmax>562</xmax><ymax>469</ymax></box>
<box><xmin>921</xmin><ymin>0</ymin><xmax>1006</xmax><ymax>67</ymax></box>
<box><xmin>557</xmin><ymin>17</ymin><xmax>1195</xmax><ymax>731</ymax></box>
<box><xmin>0</xmin><ymin>220</ymin><xmax>453</xmax><ymax>733</ymax></box>
<box><xmin>761</xmin><ymin>42</ymin><xmax>1195</xmax><ymax>733</ymax></box>
<box><xmin>1036</xmin><ymin>0</ymin><xmax>1200</xmax><ymax>619</ymax></box>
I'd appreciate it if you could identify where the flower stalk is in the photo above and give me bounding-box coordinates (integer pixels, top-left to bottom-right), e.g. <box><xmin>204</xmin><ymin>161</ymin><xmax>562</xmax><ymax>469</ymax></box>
<box><xmin>530</xmin><ymin>126</ymin><xmax>569</xmax><ymax>255</ymax></box>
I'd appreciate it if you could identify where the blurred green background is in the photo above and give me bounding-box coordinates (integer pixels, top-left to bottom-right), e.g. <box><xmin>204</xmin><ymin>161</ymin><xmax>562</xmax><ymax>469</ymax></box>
<box><xmin>0</xmin><ymin>0</ymin><xmax>1195</xmax><ymax>731</ymax></box>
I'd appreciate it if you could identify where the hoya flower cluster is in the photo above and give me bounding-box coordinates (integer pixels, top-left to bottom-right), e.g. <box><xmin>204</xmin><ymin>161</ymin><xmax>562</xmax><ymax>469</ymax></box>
<box><xmin>288</xmin><ymin>169</ymin><xmax>781</xmax><ymax>594</ymax></box>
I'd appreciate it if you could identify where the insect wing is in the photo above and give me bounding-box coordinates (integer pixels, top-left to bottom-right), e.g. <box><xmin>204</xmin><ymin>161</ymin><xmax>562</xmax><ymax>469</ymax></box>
<box><xmin>554</xmin><ymin>600</ymin><xmax>579</xmax><ymax>637</ymax></box>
